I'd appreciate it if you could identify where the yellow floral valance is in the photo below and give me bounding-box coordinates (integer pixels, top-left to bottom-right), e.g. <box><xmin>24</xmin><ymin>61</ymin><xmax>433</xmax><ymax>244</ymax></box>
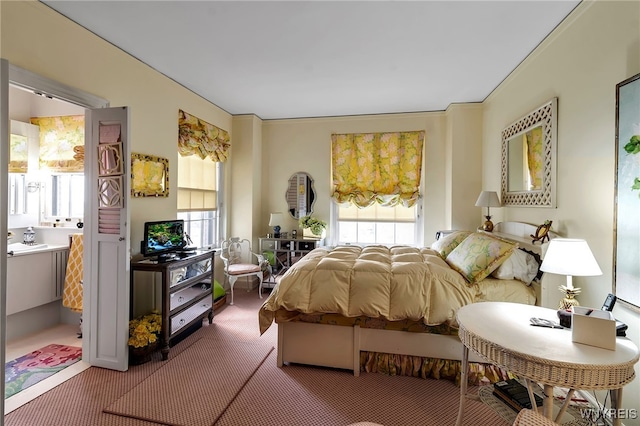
<box><xmin>9</xmin><ymin>134</ymin><xmax>28</xmax><ymax>173</ymax></box>
<box><xmin>30</xmin><ymin>115</ymin><xmax>84</xmax><ymax>172</ymax></box>
<box><xmin>178</xmin><ymin>110</ymin><xmax>230</xmax><ymax>162</ymax></box>
<box><xmin>331</xmin><ymin>131</ymin><xmax>424</xmax><ymax>208</ymax></box>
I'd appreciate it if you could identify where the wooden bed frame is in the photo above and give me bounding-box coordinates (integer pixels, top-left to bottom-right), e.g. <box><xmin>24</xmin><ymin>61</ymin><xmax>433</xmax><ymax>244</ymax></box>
<box><xmin>274</xmin><ymin>221</ymin><xmax>558</xmax><ymax>376</ymax></box>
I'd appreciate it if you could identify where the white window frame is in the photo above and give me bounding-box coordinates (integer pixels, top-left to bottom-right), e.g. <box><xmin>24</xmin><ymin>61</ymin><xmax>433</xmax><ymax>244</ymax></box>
<box><xmin>330</xmin><ymin>200</ymin><xmax>423</xmax><ymax>247</ymax></box>
<box><xmin>40</xmin><ymin>172</ymin><xmax>85</xmax><ymax>224</ymax></box>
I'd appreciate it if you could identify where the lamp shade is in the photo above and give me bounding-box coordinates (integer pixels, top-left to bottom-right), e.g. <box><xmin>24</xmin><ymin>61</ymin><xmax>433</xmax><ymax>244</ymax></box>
<box><xmin>540</xmin><ymin>238</ymin><xmax>602</xmax><ymax>276</ymax></box>
<box><xmin>475</xmin><ymin>191</ymin><xmax>501</xmax><ymax>208</ymax></box>
<box><xmin>268</xmin><ymin>212</ymin><xmax>283</xmax><ymax>227</ymax></box>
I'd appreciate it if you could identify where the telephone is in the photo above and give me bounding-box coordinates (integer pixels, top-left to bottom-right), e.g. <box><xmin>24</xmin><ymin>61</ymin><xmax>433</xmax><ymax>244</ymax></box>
<box><xmin>601</xmin><ymin>293</ymin><xmax>628</xmax><ymax>336</ymax></box>
<box><xmin>601</xmin><ymin>293</ymin><xmax>616</xmax><ymax>311</ymax></box>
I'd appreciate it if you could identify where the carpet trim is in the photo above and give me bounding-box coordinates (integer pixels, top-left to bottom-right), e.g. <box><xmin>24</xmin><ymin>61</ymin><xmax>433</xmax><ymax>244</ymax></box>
<box><xmin>103</xmin><ymin>337</ymin><xmax>274</xmax><ymax>426</ymax></box>
<box><xmin>209</xmin><ymin>345</ymin><xmax>273</xmax><ymax>426</ymax></box>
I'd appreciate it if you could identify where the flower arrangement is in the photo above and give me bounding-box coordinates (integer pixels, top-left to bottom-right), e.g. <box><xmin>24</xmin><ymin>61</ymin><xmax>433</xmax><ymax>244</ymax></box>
<box><xmin>299</xmin><ymin>215</ymin><xmax>327</xmax><ymax>236</ymax></box>
<box><xmin>128</xmin><ymin>312</ymin><xmax>162</xmax><ymax>348</ymax></box>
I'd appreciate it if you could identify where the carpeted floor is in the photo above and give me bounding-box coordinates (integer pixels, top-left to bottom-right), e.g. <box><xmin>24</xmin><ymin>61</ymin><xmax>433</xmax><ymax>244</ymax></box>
<box><xmin>4</xmin><ymin>288</ymin><xmax>509</xmax><ymax>426</ymax></box>
<box><xmin>104</xmin><ymin>339</ymin><xmax>274</xmax><ymax>426</ymax></box>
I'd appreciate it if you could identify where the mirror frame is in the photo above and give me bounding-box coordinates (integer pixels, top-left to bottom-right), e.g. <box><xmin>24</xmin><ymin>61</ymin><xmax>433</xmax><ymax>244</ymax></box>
<box><xmin>501</xmin><ymin>98</ymin><xmax>557</xmax><ymax>208</ymax></box>
<box><xmin>285</xmin><ymin>172</ymin><xmax>315</xmax><ymax>219</ymax></box>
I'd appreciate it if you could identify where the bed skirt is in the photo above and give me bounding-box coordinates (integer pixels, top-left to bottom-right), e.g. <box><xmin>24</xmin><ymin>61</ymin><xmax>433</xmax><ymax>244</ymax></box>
<box><xmin>360</xmin><ymin>351</ymin><xmax>515</xmax><ymax>386</ymax></box>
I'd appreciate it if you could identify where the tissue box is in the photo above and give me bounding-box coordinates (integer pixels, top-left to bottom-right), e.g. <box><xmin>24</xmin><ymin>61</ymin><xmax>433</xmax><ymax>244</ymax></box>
<box><xmin>572</xmin><ymin>306</ymin><xmax>616</xmax><ymax>350</ymax></box>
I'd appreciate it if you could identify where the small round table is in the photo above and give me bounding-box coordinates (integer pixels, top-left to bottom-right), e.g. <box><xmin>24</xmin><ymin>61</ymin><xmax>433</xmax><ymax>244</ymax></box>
<box><xmin>455</xmin><ymin>302</ymin><xmax>639</xmax><ymax>426</ymax></box>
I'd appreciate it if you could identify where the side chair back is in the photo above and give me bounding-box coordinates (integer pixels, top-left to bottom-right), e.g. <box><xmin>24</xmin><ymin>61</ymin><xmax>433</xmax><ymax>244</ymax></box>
<box><xmin>220</xmin><ymin>237</ymin><xmax>264</xmax><ymax>305</ymax></box>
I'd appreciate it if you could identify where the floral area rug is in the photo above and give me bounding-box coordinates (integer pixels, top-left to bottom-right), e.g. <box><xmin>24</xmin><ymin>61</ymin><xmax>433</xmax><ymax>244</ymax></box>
<box><xmin>5</xmin><ymin>344</ymin><xmax>82</xmax><ymax>399</ymax></box>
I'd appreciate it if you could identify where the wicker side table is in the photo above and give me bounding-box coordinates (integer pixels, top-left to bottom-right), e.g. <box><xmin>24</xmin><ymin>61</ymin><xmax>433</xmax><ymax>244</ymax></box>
<box><xmin>455</xmin><ymin>302</ymin><xmax>639</xmax><ymax>426</ymax></box>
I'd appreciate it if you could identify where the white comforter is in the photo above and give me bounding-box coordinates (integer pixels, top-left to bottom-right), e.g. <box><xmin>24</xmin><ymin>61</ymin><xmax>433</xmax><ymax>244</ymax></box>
<box><xmin>259</xmin><ymin>245</ymin><xmax>479</xmax><ymax>334</ymax></box>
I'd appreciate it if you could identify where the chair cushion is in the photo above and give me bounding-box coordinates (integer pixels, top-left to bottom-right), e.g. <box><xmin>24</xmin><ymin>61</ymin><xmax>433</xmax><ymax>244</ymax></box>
<box><xmin>228</xmin><ymin>263</ymin><xmax>261</xmax><ymax>274</ymax></box>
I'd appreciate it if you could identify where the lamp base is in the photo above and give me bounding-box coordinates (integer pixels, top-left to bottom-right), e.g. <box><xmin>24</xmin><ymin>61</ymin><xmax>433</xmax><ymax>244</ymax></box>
<box><xmin>558</xmin><ymin>285</ymin><xmax>581</xmax><ymax>310</ymax></box>
<box><xmin>481</xmin><ymin>216</ymin><xmax>494</xmax><ymax>232</ymax></box>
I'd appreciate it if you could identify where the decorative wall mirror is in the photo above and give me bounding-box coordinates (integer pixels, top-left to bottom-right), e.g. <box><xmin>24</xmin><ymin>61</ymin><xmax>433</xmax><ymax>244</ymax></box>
<box><xmin>501</xmin><ymin>98</ymin><xmax>557</xmax><ymax>207</ymax></box>
<box><xmin>286</xmin><ymin>172</ymin><xmax>315</xmax><ymax>219</ymax></box>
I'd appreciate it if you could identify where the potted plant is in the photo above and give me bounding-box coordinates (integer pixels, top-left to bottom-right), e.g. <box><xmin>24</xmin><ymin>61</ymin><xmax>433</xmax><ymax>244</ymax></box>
<box><xmin>128</xmin><ymin>312</ymin><xmax>162</xmax><ymax>364</ymax></box>
<box><xmin>299</xmin><ymin>215</ymin><xmax>327</xmax><ymax>239</ymax></box>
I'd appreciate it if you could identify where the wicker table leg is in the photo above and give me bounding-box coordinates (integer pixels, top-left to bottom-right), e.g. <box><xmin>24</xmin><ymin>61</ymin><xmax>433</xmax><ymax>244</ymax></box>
<box><xmin>455</xmin><ymin>345</ymin><xmax>469</xmax><ymax>426</ymax></box>
<box><xmin>543</xmin><ymin>384</ymin><xmax>554</xmax><ymax>419</ymax></box>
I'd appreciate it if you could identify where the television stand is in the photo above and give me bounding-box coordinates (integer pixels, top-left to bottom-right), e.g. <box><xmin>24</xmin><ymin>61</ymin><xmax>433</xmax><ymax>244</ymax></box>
<box><xmin>130</xmin><ymin>249</ymin><xmax>215</xmax><ymax>360</ymax></box>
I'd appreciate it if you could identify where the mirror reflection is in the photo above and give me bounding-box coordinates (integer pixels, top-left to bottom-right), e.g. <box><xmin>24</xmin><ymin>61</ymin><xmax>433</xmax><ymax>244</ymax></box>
<box><xmin>9</xmin><ymin>174</ymin><xmax>27</xmax><ymax>215</ymax></box>
<box><xmin>286</xmin><ymin>172</ymin><xmax>315</xmax><ymax>219</ymax></box>
<box><xmin>501</xmin><ymin>98</ymin><xmax>557</xmax><ymax>208</ymax></box>
<box><xmin>507</xmin><ymin>125</ymin><xmax>544</xmax><ymax>192</ymax></box>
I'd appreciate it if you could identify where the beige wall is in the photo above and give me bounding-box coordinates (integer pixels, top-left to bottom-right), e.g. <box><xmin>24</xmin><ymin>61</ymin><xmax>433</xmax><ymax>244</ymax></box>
<box><xmin>260</xmin><ymin>110</ymin><xmax>483</xmax><ymax>245</ymax></box>
<box><xmin>0</xmin><ymin>0</ymin><xmax>232</xmax><ymax>253</ymax></box>
<box><xmin>483</xmin><ymin>1</ymin><xmax>640</xmax><ymax>419</ymax></box>
<box><xmin>230</xmin><ymin>114</ymin><xmax>264</xmax><ymax>248</ymax></box>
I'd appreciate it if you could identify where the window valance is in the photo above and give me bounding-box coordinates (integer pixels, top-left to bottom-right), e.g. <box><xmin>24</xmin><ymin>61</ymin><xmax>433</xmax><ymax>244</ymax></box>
<box><xmin>30</xmin><ymin>115</ymin><xmax>84</xmax><ymax>172</ymax></box>
<box><xmin>178</xmin><ymin>110</ymin><xmax>230</xmax><ymax>162</ymax></box>
<box><xmin>331</xmin><ymin>131</ymin><xmax>424</xmax><ymax>208</ymax></box>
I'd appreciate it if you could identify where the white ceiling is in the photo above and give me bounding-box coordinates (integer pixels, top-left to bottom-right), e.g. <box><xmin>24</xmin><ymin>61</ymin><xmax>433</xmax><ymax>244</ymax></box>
<box><xmin>41</xmin><ymin>1</ymin><xmax>580</xmax><ymax>120</ymax></box>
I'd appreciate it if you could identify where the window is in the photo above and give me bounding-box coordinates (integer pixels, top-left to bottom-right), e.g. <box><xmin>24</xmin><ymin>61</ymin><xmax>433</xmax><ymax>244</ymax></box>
<box><xmin>177</xmin><ymin>155</ymin><xmax>223</xmax><ymax>249</ymax></box>
<box><xmin>42</xmin><ymin>173</ymin><xmax>85</xmax><ymax>221</ymax></box>
<box><xmin>178</xmin><ymin>210</ymin><xmax>219</xmax><ymax>249</ymax></box>
<box><xmin>331</xmin><ymin>131</ymin><xmax>425</xmax><ymax>246</ymax></box>
<box><xmin>333</xmin><ymin>202</ymin><xmax>420</xmax><ymax>246</ymax></box>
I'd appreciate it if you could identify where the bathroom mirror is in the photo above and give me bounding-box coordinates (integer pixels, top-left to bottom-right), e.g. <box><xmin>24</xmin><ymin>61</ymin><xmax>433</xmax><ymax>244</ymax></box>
<box><xmin>501</xmin><ymin>98</ymin><xmax>557</xmax><ymax>207</ymax></box>
<box><xmin>286</xmin><ymin>172</ymin><xmax>315</xmax><ymax>219</ymax></box>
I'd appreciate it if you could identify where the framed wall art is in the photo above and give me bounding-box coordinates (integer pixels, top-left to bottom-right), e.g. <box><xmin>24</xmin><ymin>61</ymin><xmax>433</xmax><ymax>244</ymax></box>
<box><xmin>131</xmin><ymin>153</ymin><xmax>169</xmax><ymax>197</ymax></box>
<box><xmin>613</xmin><ymin>72</ymin><xmax>640</xmax><ymax>311</ymax></box>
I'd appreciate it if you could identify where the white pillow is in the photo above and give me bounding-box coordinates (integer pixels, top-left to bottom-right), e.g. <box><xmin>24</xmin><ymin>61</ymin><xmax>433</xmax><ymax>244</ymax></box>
<box><xmin>491</xmin><ymin>248</ymin><xmax>539</xmax><ymax>285</ymax></box>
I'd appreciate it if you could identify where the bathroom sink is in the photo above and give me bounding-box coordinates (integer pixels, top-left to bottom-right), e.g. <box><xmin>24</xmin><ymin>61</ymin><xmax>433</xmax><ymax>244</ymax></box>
<box><xmin>7</xmin><ymin>242</ymin><xmax>48</xmax><ymax>253</ymax></box>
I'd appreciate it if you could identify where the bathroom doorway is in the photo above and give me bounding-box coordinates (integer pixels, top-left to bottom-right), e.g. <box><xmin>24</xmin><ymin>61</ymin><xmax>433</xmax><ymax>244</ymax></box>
<box><xmin>3</xmin><ymin>65</ymin><xmax>108</xmax><ymax>413</ymax></box>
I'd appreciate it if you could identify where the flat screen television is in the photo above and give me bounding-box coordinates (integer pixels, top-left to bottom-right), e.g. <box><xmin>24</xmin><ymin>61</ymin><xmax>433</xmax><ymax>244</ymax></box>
<box><xmin>142</xmin><ymin>219</ymin><xmax>186</xmax><ymax>261</ymax></box>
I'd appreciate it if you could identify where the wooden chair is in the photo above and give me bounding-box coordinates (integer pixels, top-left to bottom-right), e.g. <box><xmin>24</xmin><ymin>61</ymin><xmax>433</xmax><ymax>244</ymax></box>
<box><xmin>220</xmin><ymin>238</ymin><xmax>265</xmax><ymax>305</ymax></box>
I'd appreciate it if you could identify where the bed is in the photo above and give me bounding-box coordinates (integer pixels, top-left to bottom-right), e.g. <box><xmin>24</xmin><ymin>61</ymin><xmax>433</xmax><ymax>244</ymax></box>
<box><xmin>259</xmin><ymin>222</ymin><xmax>554</xmax><ymax>385</ymax></box>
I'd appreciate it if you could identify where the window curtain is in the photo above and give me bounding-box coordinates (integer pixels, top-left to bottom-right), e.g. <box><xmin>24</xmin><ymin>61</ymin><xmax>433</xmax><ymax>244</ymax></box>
<box><xmin>525</xmin><ymin>127</ymin><xmax>543</xmax><ymax>190</ymax></box>
<box><xmin>177</xmin><ymin>110</ymin><xmax>227</xmax><ymax>211</ymax></box>
<box><xmin>30</xmin><ymin>115</ymin><xmax>84</xmax><ymax>172</ymax></box>
<box><xmin>178</xmin><ymin>109</ymin><xmax>230</xmax><ymax>162</ymax></box>
<box><xmin>331</xmin><ymin>131</ymin><xmax>424</xmax><ymax>208</ymax></box>
<box><xmin>177</xmin><ymin>154</ymin><xmax>217</xmax><ymax>211</ymax></box>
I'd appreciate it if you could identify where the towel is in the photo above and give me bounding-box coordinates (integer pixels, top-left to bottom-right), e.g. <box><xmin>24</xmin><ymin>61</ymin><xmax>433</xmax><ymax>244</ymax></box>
<box><xmin>63</xmin><ymin>233</ymin><xmax>84</xmax><ymax>313</ymax></box>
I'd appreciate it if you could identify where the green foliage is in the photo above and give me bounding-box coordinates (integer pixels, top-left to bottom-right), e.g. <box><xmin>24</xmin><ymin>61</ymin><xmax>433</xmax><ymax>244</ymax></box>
<box><xmin>626</xmin><ymin>135</ymin><xmax>640</xmax><ymax>197</ymax></box>
<box><xmin>624</xmin><ymin>135</ymin><xmax>640</xmax><ymax>154</ymax></box>
<box><xmin>299</xmin><ymin>215</ymin><xmax>327</xmax><ymax>235</ymax></box>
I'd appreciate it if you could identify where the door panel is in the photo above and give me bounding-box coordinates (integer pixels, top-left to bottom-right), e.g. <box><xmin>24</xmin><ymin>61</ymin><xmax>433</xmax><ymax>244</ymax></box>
<box><xmin>84</xmin><ymin>106</ymin><xmax>130</xmax><ymax>371</ymax></box>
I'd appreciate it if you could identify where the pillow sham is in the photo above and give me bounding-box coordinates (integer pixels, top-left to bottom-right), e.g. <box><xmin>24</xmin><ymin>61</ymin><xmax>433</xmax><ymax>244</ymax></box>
<box><xmin>430</xmin><ymin>230</ymin><xmax>472</xmax><ymax>259</ymax></box>
<box><xmin>491</xmin><ymin>248</ymin><xmax>540</xmax><ymax>285</ymax></box>
<box><xmin>445</xmin><ymin>232</ymin><xmax>517</xmax><ymax>284</ymax></box>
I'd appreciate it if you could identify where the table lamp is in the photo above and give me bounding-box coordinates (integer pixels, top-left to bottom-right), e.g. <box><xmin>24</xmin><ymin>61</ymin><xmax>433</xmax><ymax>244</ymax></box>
<box><xmin>475</xmin><ymin>191</ymin><xmax>501</xmax><ymax>232</ymax></box>
<box><xmin>539</xmin><ymin>238</ymin><xmax>602</xmax><ymax>310</ymax></box>
<box><xmin>269</xmin><ymin>212</ymin><xmax>283</xmax><ymax>238</ymax></box>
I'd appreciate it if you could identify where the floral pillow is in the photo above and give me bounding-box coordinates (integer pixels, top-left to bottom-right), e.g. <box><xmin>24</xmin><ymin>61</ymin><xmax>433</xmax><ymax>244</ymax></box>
<box><xmin>430</xmin><ymin>230</ymin><xmax>472</xmax><ymax>259</ymax></box>
<box><xmin>445</xmin><ymin>232</ymin><xmax>517</xmax><ymax>284</ymax></box>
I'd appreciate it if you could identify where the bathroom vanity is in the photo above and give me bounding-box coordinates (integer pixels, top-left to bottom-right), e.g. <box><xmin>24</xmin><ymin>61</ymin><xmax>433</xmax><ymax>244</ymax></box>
<box><xmin>6</xmin><ymin>245</ymin><xmax>69</xmax><ymax>315</ymax></box>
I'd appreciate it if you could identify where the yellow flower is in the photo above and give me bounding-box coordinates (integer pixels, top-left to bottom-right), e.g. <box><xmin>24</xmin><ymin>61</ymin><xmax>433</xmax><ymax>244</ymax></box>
<box><xmin>128</xmin><ymin>312</ymin><xmax>162</xmax><ymax>348</ymax></box>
